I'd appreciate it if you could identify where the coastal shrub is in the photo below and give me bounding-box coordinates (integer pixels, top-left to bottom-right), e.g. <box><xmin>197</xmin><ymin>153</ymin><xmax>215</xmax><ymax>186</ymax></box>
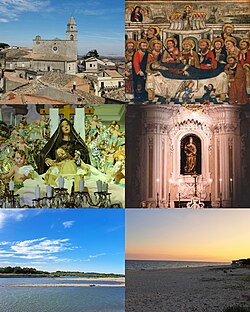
<box><xmin>224</xmin><ymin>306</ymin><xmax>250</xmax><ymax>312</ymax></box>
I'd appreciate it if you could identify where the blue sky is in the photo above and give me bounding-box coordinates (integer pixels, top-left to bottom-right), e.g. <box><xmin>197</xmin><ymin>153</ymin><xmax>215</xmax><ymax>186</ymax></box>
<box><xmin>0</xmin><ymin>0</ymin><xmax>124</xmax><ymax>55</ymax></box>
<box><xmin>0</xmin><ymin>209</ymin><xmax>125</xmax><ymax>274</ymax></box>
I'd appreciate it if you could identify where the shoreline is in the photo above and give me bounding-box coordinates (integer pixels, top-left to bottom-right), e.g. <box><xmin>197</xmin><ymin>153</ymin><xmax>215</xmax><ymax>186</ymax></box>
<box><xmin>5</xmin><ymin>283</ymin><xmax>125</xmax><ymax>288</ymax></box>
<box><xmin>126</xmin><ymin>266</ymin><xmax>250</xmax><ymax>312</ymax></box>
<box><xmin>0</xmin><ymin>275</ymin><xmax>124</xmax><ymax>280</ymax></box>
<box><xmin>126</xmin><ymin>264</ymin><xmax>232</xmax><ymax>273</ymax></box>
<box><xmin>54</xmin><ymin>277</ymin><xmax>125</xmax><ymax>282</ymax></box>
<box><xmin>0</xmin><ymin>274</ymin><xmax>49</xmax><ymax>278</ymax></box>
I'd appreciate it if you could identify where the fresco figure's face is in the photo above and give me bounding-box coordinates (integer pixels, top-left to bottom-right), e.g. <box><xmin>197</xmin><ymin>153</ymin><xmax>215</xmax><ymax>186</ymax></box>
<box><xmin>214</xmin><ymin>42</ymin><xmax>222</xmax><ymax>50</ymax></box>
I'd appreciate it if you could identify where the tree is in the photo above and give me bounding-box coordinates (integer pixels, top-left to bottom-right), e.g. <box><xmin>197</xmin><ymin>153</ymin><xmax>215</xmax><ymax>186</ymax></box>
<box><xmin>0</xmin><ymin>43</ymin><xmax>10</xmax><ymax>49</ymax></box>
<box><xmin>83</xmin><ymin>49</ymin><xmax>99</xmax><ymax>59</ymax></box>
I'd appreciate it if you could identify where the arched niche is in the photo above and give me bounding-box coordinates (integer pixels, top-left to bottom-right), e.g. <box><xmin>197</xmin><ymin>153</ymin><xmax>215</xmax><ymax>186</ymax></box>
<box><xmin>180</xmin><ymin>134</ymin><xmax>201</xmax><ymax>175</ymax></box>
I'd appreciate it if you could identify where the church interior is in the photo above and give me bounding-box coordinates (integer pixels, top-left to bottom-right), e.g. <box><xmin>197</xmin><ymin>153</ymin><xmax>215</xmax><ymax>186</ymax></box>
<box><xmin>0</xmin><ymin>104</ymin><xmax>125</xmax><ymax>208</ymax></box>
<box><xmin>126</xmin><ymin>103</ymin><xmax>250</xmax><ymax>208</ymax></box>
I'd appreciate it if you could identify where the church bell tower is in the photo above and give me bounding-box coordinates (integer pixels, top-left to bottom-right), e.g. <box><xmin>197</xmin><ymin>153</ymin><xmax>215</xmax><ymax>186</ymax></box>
<box><xmin>66</xmin><ymin>16</ymin><xmax>78</xmax><ymax>41</ymax></box>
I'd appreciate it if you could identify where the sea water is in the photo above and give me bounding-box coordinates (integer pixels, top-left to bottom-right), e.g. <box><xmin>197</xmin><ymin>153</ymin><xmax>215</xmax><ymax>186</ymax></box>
<box><xmin>126</xmin><ymin>260</ymin><xmax>229</xmax><ymax>271</ymax></box>
<box><xmin>0</xmin><ymin>277</ymin><xmax>125</xmax><ymax>312</ymax></box>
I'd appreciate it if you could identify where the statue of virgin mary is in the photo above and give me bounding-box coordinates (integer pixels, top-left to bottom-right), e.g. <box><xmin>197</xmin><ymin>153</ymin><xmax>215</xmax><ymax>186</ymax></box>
<box><xmin>37</xmin><ymin>118</ymin><xmax>90</xmax><ymax>174</ymax></box>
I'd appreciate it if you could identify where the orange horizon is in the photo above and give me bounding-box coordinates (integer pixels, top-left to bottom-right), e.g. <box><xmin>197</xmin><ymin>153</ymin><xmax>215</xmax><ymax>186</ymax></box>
<box><xmin>126</xmin><ymin>210</ymin><xmax>250</xmax><ymax>263</ymax></box>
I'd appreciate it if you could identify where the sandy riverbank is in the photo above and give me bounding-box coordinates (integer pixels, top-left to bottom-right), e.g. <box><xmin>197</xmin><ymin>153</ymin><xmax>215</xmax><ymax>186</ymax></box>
<box><xmin>8</xmin><ymin>283</ymin><xmax>125</xmax><ymax>287</ymax></box>
<box><xmin>54</xmin><ymin>277</ymin><xmax>125</xmax><ymax>283</ymax></box>
<box><xmin>126</xmin><ymin>266</ymin><xmax>250</xmax><ymax>312</ymax></box>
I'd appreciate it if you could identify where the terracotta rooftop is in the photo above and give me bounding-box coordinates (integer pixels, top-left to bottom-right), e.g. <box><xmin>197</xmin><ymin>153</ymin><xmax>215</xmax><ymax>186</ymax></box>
<box><xmin>0</xmin><ymin>93</ymin><xmax>67</xmax><ymax>104</ymax></box>
<box><xmin>1</xmin><ymin>72</ymin><xmax>105</xmax><ymax>105</ymax></box>
<box><xmin>103</xmin><ymin>87</ymin><xmax>125</xmax><ymax>102</ymax></box>
<box><xmin>103</xmin><ymin>70</ymin><xmax>124</xmax><ymax>78</ymax></box>
<box><xmin>4</xmin><ymin>71</ymin><xmax>29</xmax><ymax>84</ymax></box>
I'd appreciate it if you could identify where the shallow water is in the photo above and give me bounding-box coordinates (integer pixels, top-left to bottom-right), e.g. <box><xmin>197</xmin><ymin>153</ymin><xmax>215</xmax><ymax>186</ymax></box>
<box><xmin>0</xmin><ymin>277</ymin><xmax>125</xmax><ymax>312</ymax></box>
<box><xmin>126</xmin><ymin>260</ymin><xmax>229</xmax><ymax>271</ymax></box>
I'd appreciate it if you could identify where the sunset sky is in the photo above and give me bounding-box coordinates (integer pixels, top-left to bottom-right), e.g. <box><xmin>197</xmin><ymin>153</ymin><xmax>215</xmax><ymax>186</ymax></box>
<box><xmin>126</xmin><ymin>209</ymin><xmax>250</xmax><ymax>262</ymax></box>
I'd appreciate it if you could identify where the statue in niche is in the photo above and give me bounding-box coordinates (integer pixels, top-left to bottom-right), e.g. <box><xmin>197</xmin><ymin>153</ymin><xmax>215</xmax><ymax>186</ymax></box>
<box><xmin>179</xmin><ymin>134</ymin><xmax>203</xmax><ymax>176</ymax></box>
<box><xmin>184</xmin><ymin>137</ymin><xmax>197</xmax><ymax>174</ymax></box>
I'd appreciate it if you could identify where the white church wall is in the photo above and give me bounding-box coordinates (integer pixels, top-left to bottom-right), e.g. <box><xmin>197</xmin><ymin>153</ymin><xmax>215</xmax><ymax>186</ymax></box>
<box><xmin>32</xmin><ymin>60</ymin><xmax>66</xmax><ymax>72</ymax></box>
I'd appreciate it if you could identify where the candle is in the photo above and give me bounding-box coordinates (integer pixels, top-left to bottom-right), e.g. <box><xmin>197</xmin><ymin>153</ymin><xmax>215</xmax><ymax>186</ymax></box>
<box><xmin>219</xmin><ymin>178</ymin><xmax>222</xmax><ymax>194</ymax></box>
<box><xmin>10</xmin><ymin>112</ymin><xmax>13</xmax><ymax>126</ymax></box>
<box><xmin>230</xmin><ymin>178</ymin><xmax>233</xmax><ymax>193</ymax></box>
<box><xmin>209</xmin><ymin>178</ymin><xmax>213</xmax><ymax>194</ymax></box>
<box><xmin>46</xmin><ymin>185</ymin><xmax>52</xmax><ymax>198</ymax></box>
<box><xmin>96</xmin><ymin>180</ymin><xmax>102</xmax><ymax>192</ymax></box>
<box><xmin>35</xmin><ymin>185</ymin><xmax>40</xmax><ymax>199</ymax></box>
<box><xmin>9</xmin><ymin>180</ymin><xmax>14</xmax><ymax>191</ymax></box>
<box><xmin>168</xmin><ymin>178</ymin><xmax>172</xmax><ymax>194</ymax></box>
<box><xmin>58</xmin><ymin>176</ymin><xmax>64</xmax><ymax>189</ymax></box>
<box><xmin>79</xmin><ymin>179</ymin><xmax>85</xmax><ymax>192</ymax></box>
<box><xmin>156</xmin><ymin>178</ymin><xmax>160</xmax><ymax>198</ymax></box>
<box><xmin>103</xmin><ymin>182</ymin><xmax>108</xmax><ymax>193</ymax></box>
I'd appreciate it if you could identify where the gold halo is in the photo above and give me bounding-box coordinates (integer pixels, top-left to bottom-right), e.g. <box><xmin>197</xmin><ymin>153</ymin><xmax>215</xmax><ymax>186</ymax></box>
<box><xmin>125</xmin><ymin>39</ymin><xmax>136</xmax><ymax>47</ymax></box>
<box><xmin>148</xmin><ymin>26</ymin><xmax>160</xmax><ymax>36</ymax></box>
<box><xmin>136</xmin><ymin>39</ymin><xmax>149</xmax><ymax>49</ymax></box>
<box><xmin>212</xmin><ymin>37</ymin><xmax>225</xmax><ymax>47</ymax></box>
<box><xmin>165</xmin><ymin>37</ymin><xmax>178</xmax><ymax>47</ymax></box>
<box><xmin>227</xmin><ymin>54</ymin><xmax>238</xmax><ymax>63</ymax></box>
<box><xmin>222</xmin><ymin>24</ymin><xmax>234</xmax><ymax>32</ymax></box>
<box><xmin>184</xmin><ymin>5</ymin><xmax>192</xmax><ymax>10</ymax></box>
<box><xmin>240</xmin><ymin>38</ymin><xmax>250</xmax><ymax>47</ymax></box>
<box><xmin>198</xmin><ymin>38</ymin><xmax>211</xmax><ymax>49</ymax></box>
<box><xmin>182</xmin><ymin>39</ymin><xmax>195</xmax><ymax>50</ymax></box>
<box><xmin>225</xmin><ymin>37</ymin><xmax>237</xmax><ymax>46</ymax></box>
<box><xmin>149</xmin><ymin>39</ymin><xmax>163</xmax><ymax>51</ymax></box>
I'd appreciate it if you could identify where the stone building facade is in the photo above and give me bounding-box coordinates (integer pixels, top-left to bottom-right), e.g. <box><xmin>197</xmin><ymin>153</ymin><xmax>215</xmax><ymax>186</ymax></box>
<box><xmin>31</xmin><ymin>16</ymin><xmax>78</xmax><ymax>74</ymax></box>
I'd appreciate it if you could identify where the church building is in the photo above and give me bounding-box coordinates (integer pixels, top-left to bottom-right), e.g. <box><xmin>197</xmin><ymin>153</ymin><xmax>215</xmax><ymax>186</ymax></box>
<box><xmin>31</xmin><ymin>16</ymin><xmax>78</xmax><ymax>75</ymax></box>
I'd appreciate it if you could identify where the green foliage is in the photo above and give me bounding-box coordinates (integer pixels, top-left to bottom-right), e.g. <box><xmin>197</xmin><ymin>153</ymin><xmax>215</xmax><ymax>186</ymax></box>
<box><xmin>0</xmin><ymin>267</ymin><xmax>124</xmax><ymax>278</ymax></box>
<box><xmin>0</xmin><ymin>266</ymin><xmax>49</xmax><ymax>275</ymax></box>
<box><xmin>50</xmin><ymin>271</ymin><xmax>124</xmax><ymax>278</ymax></box>
<box><xmin>83</xmin><ymin>49</ymin><xmax>99</xmax><ymax>59</ymax></box>
<box><xmin>0</xmin><ymin>43</ymin><xmax>9</xmax><ymax>49</ymax></box>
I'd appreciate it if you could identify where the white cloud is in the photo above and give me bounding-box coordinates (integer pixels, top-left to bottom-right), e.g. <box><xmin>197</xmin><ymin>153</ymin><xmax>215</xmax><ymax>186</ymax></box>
<box><xmin>0</xmin><ymin>241</ymin><xmax>11</xmax><ymax>246</ymax></box>
<box><xmin>89</xmin><ymin>253</ymin><xmax>106</xmax><ymax>259</ymax></box>
<box><xmin>78</xmin><ymin>7</ymin><xmax>123</xmax><ymax>16</ymax></box>
<box><xmin>0</xmin><ymin>237</ymin><xmax>73</xmax><ymax>261</ymax></box>
<box><xmin>0</xmin><ymin>0</ymin><xmax>51</xmax><ymax>22</ymax></box>
<box><xmin>106</xmin><ymin>225</ymin><xmax>123</xmax><ymax>233</ymax></box>
<box><xmin>0</xmin><ymin>210</ymin><xmax>26</xmax><ymax>229</ymax></box>
<box><xmin>63</xmin><ymin>221</ymin><xmax>75</xmax><ymax>229</ymax></box>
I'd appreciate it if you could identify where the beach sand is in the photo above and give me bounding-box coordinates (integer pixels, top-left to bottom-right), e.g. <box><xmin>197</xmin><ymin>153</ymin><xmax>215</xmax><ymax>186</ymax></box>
<box><xmin>126</xmin><ymin>266</ymin><xmax>250</xmax><ymax>312</ymax></box>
